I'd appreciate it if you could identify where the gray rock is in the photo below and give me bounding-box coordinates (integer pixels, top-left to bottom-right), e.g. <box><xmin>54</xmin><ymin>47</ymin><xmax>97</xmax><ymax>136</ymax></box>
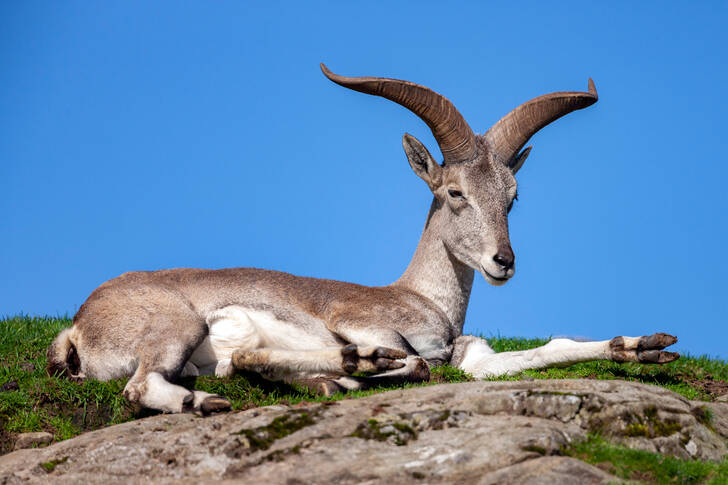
<box><xmin>13</xmin><ymin>432</ymin><xmax>53</xmax><ymax>451</ymax></box>
<box><xmin>0</xmin><ymin>379</ymin><xmax>726</xmax><ymax>484</ymax></box>
<box><xmin>704</xmin><ymin>401</ymin><xmax>728</xmax><ymax>438</ymax></box>
<box><xmin>478</xmin><ymin>456</ymin><xmax>622</xmax><ymax>485</ymax></box>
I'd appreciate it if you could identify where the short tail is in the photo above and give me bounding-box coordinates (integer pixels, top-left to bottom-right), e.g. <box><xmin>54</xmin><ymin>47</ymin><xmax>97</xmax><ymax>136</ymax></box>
<box><xmin>47</xmin><ymin>327</ymin><xmax>81</xmax><ymax>378</ymax></box>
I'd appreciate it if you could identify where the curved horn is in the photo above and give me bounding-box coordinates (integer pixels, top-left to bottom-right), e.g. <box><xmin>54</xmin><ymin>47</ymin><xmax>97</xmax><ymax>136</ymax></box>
<box><xmin>484</xmin><ymin>79</ymin><xmax>598</xmax><ymax>165</ymax></box>
<box><xmin>321</xmin><ymin>63</ymin><xmax>477</xmax><ymax>165</ymax></box>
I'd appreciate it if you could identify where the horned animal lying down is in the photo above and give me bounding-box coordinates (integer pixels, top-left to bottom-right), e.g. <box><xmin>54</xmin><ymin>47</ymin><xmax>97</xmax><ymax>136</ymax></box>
<box><xmin>47</xmin><ymin>64</ymin><xmax>679</xmax><ymax>415</ymax></box>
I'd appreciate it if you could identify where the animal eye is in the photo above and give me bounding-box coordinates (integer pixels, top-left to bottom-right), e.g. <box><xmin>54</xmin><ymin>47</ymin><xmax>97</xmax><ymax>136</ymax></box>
<box><xmin>507</xmin><ymin>192</ymin><xmax>518</xmax><ymax>213</ymax></box>
<box><xmin>448</xmin><ymin>189</ymin><xmax>464</xmax><ymax>199</ymax></box>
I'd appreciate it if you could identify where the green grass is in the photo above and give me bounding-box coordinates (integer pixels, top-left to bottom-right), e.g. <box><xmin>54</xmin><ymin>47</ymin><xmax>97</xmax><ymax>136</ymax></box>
<box><xmin>1</xmin><ymin>316</ymin><xmax>727</xmax><ymax>458</ymax></box>
<box><xmin>563</xmin><ymin>433</ymin><xmax>728</xmax><ymax>484</ymax></box>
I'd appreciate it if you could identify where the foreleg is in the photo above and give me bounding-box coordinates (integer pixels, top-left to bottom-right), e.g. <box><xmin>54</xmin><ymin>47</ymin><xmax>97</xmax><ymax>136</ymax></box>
<box><xmin>333</xmin><ymin>355</ymin><xmax>431</xmax><ymax>391</ymax></box>
<box><xmin>287</xmin><ymin>355</ymin><xmax>432</xmax><ymax>397</ymax></box>
<box><xmin>452</xmin><ymin>333</ymin><xmax>678</xmax><ymax>378</ymax></box>
<box><xmin>330</xmin><ymin>322</ymin><xmax>432</xmax><ymax>384</ymax></box>
<box><xmin>329</xmin><ymin>324</ymin><xmax>419</xmax><ymax>356</ymax></box>
<box><xmin>231</xmin><ymin>345</ymin><xmax>407</xmax><ymax>381</ymax></box>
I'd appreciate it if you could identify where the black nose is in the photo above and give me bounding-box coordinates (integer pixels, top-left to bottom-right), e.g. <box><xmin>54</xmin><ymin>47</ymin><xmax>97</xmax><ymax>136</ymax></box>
<box><xmin>493</xmin><ymin>250</ymin><xmax>514</xmax><ymax>270</ymax></box>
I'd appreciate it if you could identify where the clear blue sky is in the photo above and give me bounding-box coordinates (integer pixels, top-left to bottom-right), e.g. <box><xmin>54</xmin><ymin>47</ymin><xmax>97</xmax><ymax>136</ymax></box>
<box><xmin>2</xmin><ymin>2</ymin><xmax>726</xmax><ymax>358</ymax></box>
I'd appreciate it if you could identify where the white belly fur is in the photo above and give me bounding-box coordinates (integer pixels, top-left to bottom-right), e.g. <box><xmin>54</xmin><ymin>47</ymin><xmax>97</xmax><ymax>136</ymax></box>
<box><xmin>189</xmin><ymin>305</ymin><xmax>334</xmax><ymax>368</ymax></box>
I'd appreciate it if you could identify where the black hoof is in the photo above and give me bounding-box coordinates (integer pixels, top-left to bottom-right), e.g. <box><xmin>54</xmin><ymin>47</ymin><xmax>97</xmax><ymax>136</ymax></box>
<box><xmin>341</xmin><ymin>344</ymin><xmax>359</xmax><ymax>374</ymax></box>
<box><xmin>200</xmin><ymin>395</ymin><xmax>232</xmax><ymax>415</ymax></box>
<box><xmin>638</xmin><ymin>350</ymin><xmax>680</xmax><ymax>364</ymax></box>
<box><xmin>317</xmin><ymin>379</ymin><xmax>345</xmax><ymax>397</ymax></box>
<box><xmin>373</xmin><ymin>347</ymin><xmax>408</xmax><ymax>360</ymax></box>
<box><xmin>638</xmin><ymin>333</ymin><xmax>678</xmax><ymax>351</ymax></box>
<box><xmin>182</xmin><ymin>392</ymin><xmax>195</xmax><ymax>412</ymax></box>
<box><xmin>375</xmin><ymin>358</ymin><xmax>405</xmax><ymax>370</ymax></box>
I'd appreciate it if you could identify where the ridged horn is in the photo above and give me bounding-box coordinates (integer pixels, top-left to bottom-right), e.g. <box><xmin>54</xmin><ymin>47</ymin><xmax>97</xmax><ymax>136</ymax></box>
<box><xmin>484</xmin><ymin>79</ymin><xmax>598</xmax><ymax>165</ymax></box>
<box><xmin>321</xmin><ymin>63</ymin><xmax>477</xmax><ymax>165</ymax></box>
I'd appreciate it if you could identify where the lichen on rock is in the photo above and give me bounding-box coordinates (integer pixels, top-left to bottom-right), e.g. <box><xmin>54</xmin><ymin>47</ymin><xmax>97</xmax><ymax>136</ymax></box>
<box><xmin>1</xmin><ymin>380</ymin><xmax>726</xmax><ymax>484</ymax></box>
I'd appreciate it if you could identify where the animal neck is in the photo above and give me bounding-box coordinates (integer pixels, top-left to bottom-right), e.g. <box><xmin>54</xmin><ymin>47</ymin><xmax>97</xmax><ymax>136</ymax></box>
<box><xmin>391</xmin><ymin>199</ymin><xmax>474</xmax><ymax>331</ymax></box>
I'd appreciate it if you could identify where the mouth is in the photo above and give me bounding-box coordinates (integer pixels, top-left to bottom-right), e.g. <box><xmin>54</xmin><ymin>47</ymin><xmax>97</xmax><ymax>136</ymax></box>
<box><xmin>481</xmin><ymin>268</ymin><xmax>511</xmax><ymax>285</ymax></box>
<box><xmin>484</xmin><ymin>271</ymin><xmax>508</xmax><ymax>282</ymax></box>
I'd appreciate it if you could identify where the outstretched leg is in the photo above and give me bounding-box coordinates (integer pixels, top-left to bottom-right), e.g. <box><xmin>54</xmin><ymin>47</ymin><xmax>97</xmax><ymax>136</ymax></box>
<box><xmin>452</xmin><ymin>333</ymin><xmax>679</xmax><ymax>378</ymax></box>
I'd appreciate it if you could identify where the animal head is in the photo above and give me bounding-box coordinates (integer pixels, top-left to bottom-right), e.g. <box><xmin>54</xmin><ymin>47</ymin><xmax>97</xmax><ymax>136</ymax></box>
<box><xmin>321</xmin><ymin>64</ymin><xmax>597</xmax><ymax>286</ymax></box>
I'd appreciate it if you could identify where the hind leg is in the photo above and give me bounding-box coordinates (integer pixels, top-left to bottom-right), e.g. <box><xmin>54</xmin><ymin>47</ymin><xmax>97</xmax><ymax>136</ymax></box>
<box><xmin>122</xmin><ymin>313</ymin><xmax>231</xmax><ymax>415</ymax></box>
<box><xmin>293</xmin><ymin>376</ymin><xmax>348</xmax><ymax>397</ymax></box>
<box><xmin>124</xmin><ymin>370</ymin><xmax>231</xmax><ymax>415</ymax></box>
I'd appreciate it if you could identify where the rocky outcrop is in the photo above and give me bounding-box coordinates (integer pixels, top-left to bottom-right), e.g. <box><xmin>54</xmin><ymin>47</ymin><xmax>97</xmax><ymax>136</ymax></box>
<box><xmin>11</xmin><ymin>433</ymin><xmax>53</xmax><ymax>452</ymax></box>
<box><xmin>1</xmin><ymin>379</ymin><xmax>726</xmax><ymax>484</ymax></box>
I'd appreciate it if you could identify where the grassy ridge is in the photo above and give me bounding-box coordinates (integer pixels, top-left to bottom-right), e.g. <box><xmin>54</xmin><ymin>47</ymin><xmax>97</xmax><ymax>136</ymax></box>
<box><xmin>2</xmin><ymin>315</ymin><xmax>728</xmax><ymax>482</ymax></box>
<box><xmin>563</xmin><ymin>434</ymin><xmax>728</xmax><ymax>484</ymax></box>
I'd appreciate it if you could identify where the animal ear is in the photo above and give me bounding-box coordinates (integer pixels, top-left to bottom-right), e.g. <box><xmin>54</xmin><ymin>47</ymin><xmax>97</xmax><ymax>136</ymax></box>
<box><xmin>402</xmin><ymin>133</ymin><xmax>442</xmax><ymax>190</ymax></box>
<box><xmin>509</xmin><ymin>146</ymin><xmax>532</xmax><ymax>174</ymax></box>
